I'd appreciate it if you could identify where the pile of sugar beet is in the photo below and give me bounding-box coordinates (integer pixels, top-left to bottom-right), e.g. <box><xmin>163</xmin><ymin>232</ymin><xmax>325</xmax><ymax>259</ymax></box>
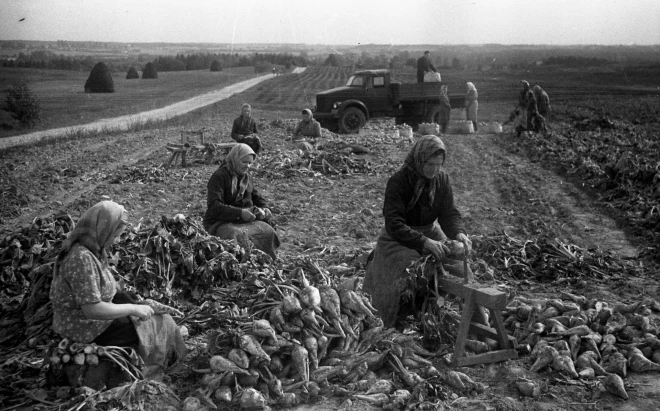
<box><xmin>5</xmin><ymin>214</ymin><xmax>660</xmax><ymax>410</ymax></box>
<box><xmin>180</xmin><ymin>268</ymin><xmax>480</xmax><ymax>411</ymax></box>
<box><xmin>503</xmin><ymin>292</ymin><xmax>660</xmax><ymax>400</ymax></box>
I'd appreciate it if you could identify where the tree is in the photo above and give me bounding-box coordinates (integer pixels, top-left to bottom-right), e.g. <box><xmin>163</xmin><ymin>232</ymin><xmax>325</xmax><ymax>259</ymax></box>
<box><xmin>324</xmin><ymin>53</ymin><xmax>341</xmax><ymax>67</ymax></box>
<box><xmin>84</xmin><ymin>62</ymin><xmax>114</xmax><ymax>93</ymax></box>
<box><xmin>210</xmin><ymin>60</ymin><xmax>222</xmax><ymax>72</ymax></box>
<box><xmin>142</xmin><ymin>62</ymin><xmax>158</xmax><ymax>79</ymax></box>
<box><xmin>126</xmin><ymin>66</ymin><xmax>139</xmax><ymax>79</ymax></box>
<box><xmin>4</xmin><ymin>79</ymin><xmax>41</xmax><ymax>128</ymax></box>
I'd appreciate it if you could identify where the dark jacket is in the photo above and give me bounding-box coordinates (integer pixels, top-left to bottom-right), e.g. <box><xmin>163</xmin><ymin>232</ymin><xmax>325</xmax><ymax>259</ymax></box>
<box><xmin>383</xmin><ymin>168</ymin><xmax>465</xmax><ymax>252</ymax></box>
<box><xmin>203</xmin><ymin>166</ymin><xmax>268</xmax><ymax>229</ymax></box>
<box><xmin>231</xmin><ymin>116</ymin><xmax>258</xmax><ymax>140</ymax></box>
<box><xmin>416</xmin><ymin>56</ymin><xmax>436</xmax><ymax>76</ymax></box>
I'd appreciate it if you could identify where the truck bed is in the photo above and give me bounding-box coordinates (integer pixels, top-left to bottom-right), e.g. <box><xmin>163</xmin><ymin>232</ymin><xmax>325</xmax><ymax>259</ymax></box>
<box><xmin>395</xmin><ymin>82</ymin><xmax>444</xmax><ymax>101</ymax></box>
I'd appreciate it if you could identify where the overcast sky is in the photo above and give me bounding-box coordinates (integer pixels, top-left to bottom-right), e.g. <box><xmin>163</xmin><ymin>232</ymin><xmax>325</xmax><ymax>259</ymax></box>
<box><xmin>1</xmin><ymin>0</ymin><xmax>659</xmax><ymax>45</ymax></box>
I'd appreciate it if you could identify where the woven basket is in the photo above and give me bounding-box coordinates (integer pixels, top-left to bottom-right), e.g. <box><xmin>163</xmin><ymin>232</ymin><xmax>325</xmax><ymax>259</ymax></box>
<box><xmin>447</xmin><ymin>120</ymin><xmax>474</xmax><ymax>134</ymax></box>
<box><xmin>418</xmin><ymin>123</ymin><xmax>440</xmax><ymax>135</ymax></box>
<box><xmin>481</xmin><ymin>122</ymin><xmax>503</xmax><ymax>134</ymax></box>
<box><xmin>399</xmin><ymin>127</ymin><xmax>413</xmax><ymax>140</ymax></box>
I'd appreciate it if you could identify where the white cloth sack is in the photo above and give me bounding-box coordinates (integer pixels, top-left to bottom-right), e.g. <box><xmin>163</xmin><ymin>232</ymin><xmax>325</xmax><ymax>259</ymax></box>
<box><xmin>424</xmin><ymin>72</ymin><xmax>442</xmax><ymax>82</ymax></box>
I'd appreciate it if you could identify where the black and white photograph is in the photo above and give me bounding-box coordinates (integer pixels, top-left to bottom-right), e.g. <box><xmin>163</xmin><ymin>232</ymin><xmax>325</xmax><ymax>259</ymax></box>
<box><xmin>1</xmin><ymin>1</ymin><xmax>659</xmax><ymax>409</ymax></box>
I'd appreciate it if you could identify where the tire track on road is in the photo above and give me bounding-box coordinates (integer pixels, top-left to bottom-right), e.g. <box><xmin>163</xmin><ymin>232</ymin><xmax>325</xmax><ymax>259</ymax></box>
<box><xmin>0</xmin><ymin>68</ymin><xmax>307</xmax><ymax>151</ymax></box>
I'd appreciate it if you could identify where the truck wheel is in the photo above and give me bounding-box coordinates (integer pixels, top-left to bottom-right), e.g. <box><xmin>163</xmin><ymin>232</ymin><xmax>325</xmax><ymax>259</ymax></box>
<box><xmin>339</xmin><ymin>108</ymin><xmax>366</xmax><ymax>134</ymax></box>
<box><xmin>319</xmin><ymin>119</ymin><xmax>339</xmax><ymax>133</ymax></box>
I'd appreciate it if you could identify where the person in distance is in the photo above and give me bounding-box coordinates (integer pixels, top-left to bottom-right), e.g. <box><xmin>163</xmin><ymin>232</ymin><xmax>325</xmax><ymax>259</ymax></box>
<box><xmin>203</xmin><ymin>143</ymin><xmax>280</xmax><ymax>260</ymax></box>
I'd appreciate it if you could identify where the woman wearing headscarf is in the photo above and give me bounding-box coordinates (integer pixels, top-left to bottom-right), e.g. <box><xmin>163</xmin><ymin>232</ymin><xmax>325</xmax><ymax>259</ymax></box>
<box><xmin>465</xmin><ymin>82</ymin><xmax>478</xmax><ymax>132</ymax></box>
<box><xmin>231</xmin><ymin>103</ymin><xmax>262</xmax><ymax>154</ymax></box>
<box><xmin>293</xmin><ymin>109</ymin><xmax>322</xmax><ymax>141</ymax></box>
<box><xmin>203</xmin><ymin>143</ymin><xmax>280</xmax><ymax>260</ymax></box>
<box><xmin>532</xmin><ymin>85</ymin><xmax>551</xmax><ymax>119</ymax></box>
<box><xmin>511</xmin><ymin>80</ymin><xmax>542</xmax><ymax>136</ymax></box>
<box><xmin>363</xmin><ymin>136</ymin><xmax>477</xmax><ymax>329</ymax></box>
<box><xmin>438</xmin><ymin>85</ymin><xmax>452</xmax><ymax>134</ymax></box>
<box><xmin>49</xmin><ymin>201</ymin><xmax>186</xmax><ymax>387</ymax></box>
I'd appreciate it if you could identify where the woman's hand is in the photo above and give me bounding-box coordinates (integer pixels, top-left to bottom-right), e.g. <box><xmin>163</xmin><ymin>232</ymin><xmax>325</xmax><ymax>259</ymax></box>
<box><xmin>456</xmin><ymin>233</ymin><xmax>472</xmax><ymax>255</ymax></box>
<box><xmin>424</xmin><ymin>238</ymin><xmax>450</xmax><ymax>261</ymax></box>
<box><xmin>240</xmin><ymin>208</ymin><xmax>256</xmax><ymax>222</ymax></box>
<box><xmin>131</xmin><ymin>304</ymin><xmax>154</xmax><ymax>321</ymax></box>
<box><xmin>263</xmin><ymin>208</ymin><xmax>272</xmax><ymax>221</ymax></box>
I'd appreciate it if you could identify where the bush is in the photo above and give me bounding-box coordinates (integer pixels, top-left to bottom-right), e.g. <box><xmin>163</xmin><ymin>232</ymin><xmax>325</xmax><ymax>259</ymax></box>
<box><xmin>142</xmin><ymin>62</ymin><xmax>158</xmax><ymax>79</ymax></box>
<box><xmin>84</xmin><ymin>62</ymin><xmax>114</xmax><ymax>93</ymax></box>
<box><xmin>254</xmin><ymin>61</ymin><xmax>271</xmax><ymax>74</ymax></box>
<box><xmin>210</xmin><ymin>60</ymin><xmax>222</xmax><ymax>72</ymax></box>
<box><xmin>4</xmin><ymin>79</ymin><xmax>41</xmax><ymax>128</ymax></box>
<box><xmin>126</xmin><ymin>66</ymin><xmax>139</xmax><ymax>79</ymax></box>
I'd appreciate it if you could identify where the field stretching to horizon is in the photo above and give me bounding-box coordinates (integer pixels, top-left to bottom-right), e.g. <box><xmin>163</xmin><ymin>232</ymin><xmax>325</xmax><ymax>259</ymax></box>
<box><xmin>1</xmin><ymin>62</ymin><xmax>659</xmax><ymax>139</ymax></box>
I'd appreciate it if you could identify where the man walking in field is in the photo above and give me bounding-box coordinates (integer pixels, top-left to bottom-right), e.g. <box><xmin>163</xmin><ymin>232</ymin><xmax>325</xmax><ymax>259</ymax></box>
<box><xmin>417</xmin><ymin>51</ymin><xmax>437</xmax><ymax>83</ymax></box>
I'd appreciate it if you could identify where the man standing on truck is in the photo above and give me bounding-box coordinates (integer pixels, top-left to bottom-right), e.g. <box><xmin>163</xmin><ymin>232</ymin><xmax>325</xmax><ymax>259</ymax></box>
<box><xmin>416</xmin><ymin>51</ymin><xmax>437</xmax><ymax>83</ymax></box>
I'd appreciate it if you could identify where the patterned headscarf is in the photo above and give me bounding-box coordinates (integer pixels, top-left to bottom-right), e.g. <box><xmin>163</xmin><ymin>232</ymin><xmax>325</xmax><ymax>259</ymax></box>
<box><xmin>402</xmin><ymin>135</ymin><xmax>447</xmax><ymax>211</ymax></box>
<box><xmin>301</xmin><ymin>109</ymin><xmax>313</xmax><ymax>121</ymax></box>
<box><xmin>54</xmin><ymin>201</ymin><xmax>126</xmax><ymax>275</ymax></box>
<box><xmin>224</xmin><ymin>143</ymin><xmax>256</xmax><ymax>201</ymax></box>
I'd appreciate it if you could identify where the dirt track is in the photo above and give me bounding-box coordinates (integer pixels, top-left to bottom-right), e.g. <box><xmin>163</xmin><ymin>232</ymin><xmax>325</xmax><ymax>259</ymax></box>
<box><xmin>0</xmin><ymin>68</ymin><xmax>307</xmax><ymax>151</ymax></box>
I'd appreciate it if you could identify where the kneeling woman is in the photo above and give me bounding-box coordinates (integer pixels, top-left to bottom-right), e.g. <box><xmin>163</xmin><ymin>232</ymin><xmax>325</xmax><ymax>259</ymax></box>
<box><xmin>363</xmin><ymin>135</ymin><xmax>479</xmax><ymax>329</ymax></box>
<box><xmin>49</xmin><ymin>201</ymin><xmax>186</xmax><ymax>385</ymax></box>
<box><xmin>203</xmin><ymin>143</ymin><xmax>280</xmax><ymax>260</ymax></box>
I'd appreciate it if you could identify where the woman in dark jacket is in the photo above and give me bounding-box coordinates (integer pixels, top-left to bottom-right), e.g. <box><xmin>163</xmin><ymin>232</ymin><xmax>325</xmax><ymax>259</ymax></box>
<box><xmin>230</xmin><ymin>103</ymin><xmax>261</xmax><ymax>154</ymax></box>
<box><xmin>362</xmin><ymin>135</ymin><xmax>475</xmax><ymax>328</ymax></box>
<box><xmin>203</xmin><ymin>143</ymin><xmax>280</xmax><ymax>260</ymax></box>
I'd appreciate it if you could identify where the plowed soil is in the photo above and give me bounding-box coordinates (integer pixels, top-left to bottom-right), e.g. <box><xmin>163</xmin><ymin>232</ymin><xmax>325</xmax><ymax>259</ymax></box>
<box><xmin>1</xmin><ymin>72</ymin><xmax>659</xmax><ymax>411</ymax></box>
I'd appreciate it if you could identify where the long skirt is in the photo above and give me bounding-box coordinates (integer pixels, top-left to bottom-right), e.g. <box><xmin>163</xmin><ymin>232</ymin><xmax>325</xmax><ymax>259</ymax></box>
<box><xmin>208</xmin><ymin>220</ymin><xmax>280</xmax><ymax>261</ymax></box>
<box><xmin>56</xmin><ymin>292</ymin><xmax>187</xmax><ymax>389</ymax></box>
<box><xmin>466</xmin><ymin>101</ymin><xmax>478</xmax><ymax>130</ymax></box>
<box><xmin>362</xmin><ymin>222</ymin><xmax>473</xmax><ymax>328</ymax></box>
<box><xmin>438</xmin><ymin>106</ymin><xmax>451</xmax><ymax>133</ymax></box>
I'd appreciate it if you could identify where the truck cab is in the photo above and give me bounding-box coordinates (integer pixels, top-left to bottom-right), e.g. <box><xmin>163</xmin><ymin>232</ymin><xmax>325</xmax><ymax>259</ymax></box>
<box><xmin>314</xmin><ymin>69</ymin><xmax>462</xmax><ymax>134</ymax></box>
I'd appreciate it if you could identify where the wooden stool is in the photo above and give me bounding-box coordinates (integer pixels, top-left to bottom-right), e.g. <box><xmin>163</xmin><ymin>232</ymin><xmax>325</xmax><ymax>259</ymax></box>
<box><xmin>164</xmin><ymin>130</ymin><xmax>237</xmax><ymax>167</ymax></box>
<box><xmin>437</xmin><ymin>276</ymin><xmax>518</xmax><ymax>367</ymax></box>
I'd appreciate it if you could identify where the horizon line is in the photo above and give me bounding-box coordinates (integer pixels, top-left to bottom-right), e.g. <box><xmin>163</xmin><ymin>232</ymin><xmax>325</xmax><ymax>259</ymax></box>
<box><xmin>1</xmin><ymin>40</ymin><xmax>659</xmax><ymax>48</ymax></box>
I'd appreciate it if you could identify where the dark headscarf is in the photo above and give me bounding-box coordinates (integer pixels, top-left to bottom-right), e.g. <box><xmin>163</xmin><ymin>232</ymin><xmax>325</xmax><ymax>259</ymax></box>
<box><xmin>402</xmin><ymin>135</ymin><xmax>447</xmax><ymax>211</ymax></box>
<box><xmin>240</xmin><ymin>103</ymin><xmax>252</xmax><ymax>129</ymax></box>
<box><xmin>223</xmin><ymin>143</ymin><xmax>256</xmax><ymax>202</ymax></box>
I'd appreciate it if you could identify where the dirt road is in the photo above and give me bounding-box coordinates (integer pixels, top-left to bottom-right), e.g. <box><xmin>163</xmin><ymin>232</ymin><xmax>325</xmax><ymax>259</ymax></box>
<box><xmin>0</xmin><ymin>67</ymin><xmax>307</xmax><ymax>151</ymax></box>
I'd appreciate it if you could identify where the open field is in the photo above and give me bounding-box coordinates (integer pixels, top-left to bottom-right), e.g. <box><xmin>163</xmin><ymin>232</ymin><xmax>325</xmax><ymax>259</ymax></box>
<box><xmin>0</xmin><ymin>66</ymin><xmax>260</xmax><ymax>137</ymax></box>
<box><xmin>0</xmin><ymin>65</ymin><xmax>659</xmax><ymax>410</ymax></box>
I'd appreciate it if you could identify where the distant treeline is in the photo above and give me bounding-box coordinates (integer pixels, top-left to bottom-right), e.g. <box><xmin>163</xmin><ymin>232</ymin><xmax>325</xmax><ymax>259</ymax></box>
<box><xmin>0</xmin><ymin>51</ymin><xmax>307</xmax><ymax>72</ymax></box>
<box><xmin>2</xmin><ymin>45</ymin><xmax>658</xmax><ymax>73</ymax></box>
<box><xmin>152</xmin><ymin>52</ymin><xmax>306</xmax><ymax>71</ymax></box>
<box><xmin>543</xmin><ymin>55</ymin><xmax>610</xmax><ymax>67</ymax></box>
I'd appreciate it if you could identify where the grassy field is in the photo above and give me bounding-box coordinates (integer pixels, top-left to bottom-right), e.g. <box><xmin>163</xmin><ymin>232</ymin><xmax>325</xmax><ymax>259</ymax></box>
<box><xmin>0</xmin><ymin>66</ymin><xmax>260</xmax><ymax>137</ymax></box>
<box><xmin>2</xmin><ymin>63</ymin><xmax>657</xmax><ymax>139</ymax></box>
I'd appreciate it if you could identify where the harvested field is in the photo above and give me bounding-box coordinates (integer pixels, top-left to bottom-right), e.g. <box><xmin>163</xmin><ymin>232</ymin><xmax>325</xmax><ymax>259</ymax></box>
<box><xmin>0</xmin><ymin>66</ymin><xmax>659</xmax><ymax>411</ymax></box>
